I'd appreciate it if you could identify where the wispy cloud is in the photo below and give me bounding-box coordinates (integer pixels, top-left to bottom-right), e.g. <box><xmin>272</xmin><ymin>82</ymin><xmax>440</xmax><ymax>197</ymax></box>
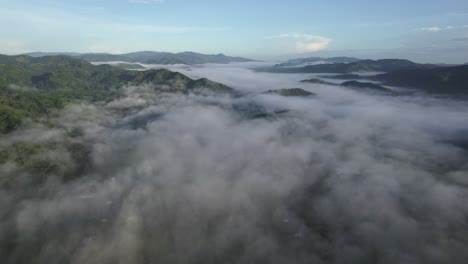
<box><xmin>129</xmin><ymin>0</ymin><xmax>165</xmax><ymax>4</ymax></box>
<box><xmin>419</xmin><ymin>26</ymin><xmax>456</xmax><ymax>32</ymax></box>
<box><xmin>269</xmin><ymin>33</ymin><xmax>332</xmax><ymax>53</ymax></box>
<box><xmin>420</xmin><ymin>27</ymin><xmax>442</xmax><ymax>32</ymax></box>
<box><xmin>0</xmin><ymin>8</ymin><xmax>222</xmax><ymax>34</ymax></box>
<box><xmin>111</xmin><ymin>23</ymin><xmax>221</xmax><ymax>34</ymax></box>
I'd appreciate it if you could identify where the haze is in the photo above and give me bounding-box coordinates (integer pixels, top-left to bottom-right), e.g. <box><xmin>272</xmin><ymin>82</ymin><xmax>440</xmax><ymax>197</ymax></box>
<box><xmin>1</xmin><ymin>1</ymin><xmax>468</xmax><ymax>264</ymax></box>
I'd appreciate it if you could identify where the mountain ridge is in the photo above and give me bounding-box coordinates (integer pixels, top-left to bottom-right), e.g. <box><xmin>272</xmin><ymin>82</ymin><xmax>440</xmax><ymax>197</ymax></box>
<box><xmin>23</xmin><ymin>51</ymin><xmax>255</xmax><ymax>65</ymax></box>
<box><xmin>274</xmin><ymin>56</ymin><xmax>361</xmax><ymax>67</ymax></box>
<box><xmin>0</xmin><ymin>54</ymin><xmax>233</xmax><ymax>134</ymax></box>
<box><xmin>257</xmin><ymin>59</ymin><xmax>438</xmax><ymax>73</ymax></box>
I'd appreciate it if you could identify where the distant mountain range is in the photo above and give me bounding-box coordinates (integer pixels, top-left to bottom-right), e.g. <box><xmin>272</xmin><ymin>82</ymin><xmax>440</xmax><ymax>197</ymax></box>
<box><xmin>23</xmin><ymin>51</ymin><xmax>255</xmax><ymax>65</ymax></box>
<box><xmin>274</xmin><ymin>56</ymin><xmax>361</xmax><ymax>67</ymax></box>
<box><xmin>258</xmin><ymin>59</ymin><xmax>438</xmax><ymax>74</ymax></box>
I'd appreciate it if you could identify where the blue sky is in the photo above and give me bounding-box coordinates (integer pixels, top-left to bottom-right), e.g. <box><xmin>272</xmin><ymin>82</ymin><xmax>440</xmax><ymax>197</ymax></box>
<box><xmin>1</xmin><ymin>0</ymin><xmax>467</xmax><ymax>62</ymax></box>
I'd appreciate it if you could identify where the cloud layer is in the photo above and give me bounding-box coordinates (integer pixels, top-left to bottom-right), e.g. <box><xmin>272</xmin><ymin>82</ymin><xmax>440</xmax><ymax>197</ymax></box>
<box><xmin>1</xmin><ymin>64</ymin><xmax>468</xmax><ymax>263</ymax></box>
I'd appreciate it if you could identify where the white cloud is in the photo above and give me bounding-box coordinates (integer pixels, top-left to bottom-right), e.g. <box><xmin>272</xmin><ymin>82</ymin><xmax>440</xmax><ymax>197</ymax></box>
<box><xmin>0</xmin><ymin>7</ymin><xmax>226</xmax><ymax>54</ymax></box>
<box><xmin>269</xmin><ymin>33</ymin><xmax>332</xmax><ymax>53</ymax></box>
<box><xmin>129</xmin><ymin>0</ymin><xmax>164</xmax><ymax>3</ymax></box>
<box><xmin>420</xmin><ymin>27</ymin><xmax>442</xmax><ymax>32</ymax></box>
<box><xmin>295</xmin><ymin>40</ymin><xmax>330</xmax><ymax>53</ymax></box>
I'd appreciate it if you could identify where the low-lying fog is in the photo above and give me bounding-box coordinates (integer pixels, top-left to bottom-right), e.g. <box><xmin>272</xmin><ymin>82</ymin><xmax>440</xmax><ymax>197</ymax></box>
<box><xmin>2</xmin><ymin>62</ymin><xmax>468</xmax><ymax>264</ymax></box>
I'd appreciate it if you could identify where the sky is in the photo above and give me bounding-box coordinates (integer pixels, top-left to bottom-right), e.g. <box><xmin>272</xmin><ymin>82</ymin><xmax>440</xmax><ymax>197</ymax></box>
<box><xmin>0</xmin><ymin>0</ymin><xmax>467</xmax><ymax>63</ymax></box>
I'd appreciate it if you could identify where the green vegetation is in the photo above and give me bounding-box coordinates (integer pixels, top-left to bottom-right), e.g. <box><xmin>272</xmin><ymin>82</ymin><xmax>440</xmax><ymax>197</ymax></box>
<box><xmin>0</xmin><ymin>105</ymin><xmax>25</xmax><ymax>134</ymax></box>
<box><xmin>0</xmin><ymin>141</ymin><xmax>90</xmax><ymax>181</ymax></box>
<box><xmin>0</xmin><ymin>54</ymin><xmax>234</xmax><ymax>181</ymax></box>
<box><xmin>189</xmin><ymin>78</ymin><xmax>233</xmax><ymax>93</ymax></box>
<box><xmin>264</xmin><ymin>88</ymin><xmax>316</xmax><ymax>97</ymax></box>
<box><xmin>0</xmin><ymin>87</ymin><xmax>75</xmax><ymax>134</ymax></box>
<box><xmin>0</xmin><ymin>54</ymin><xmax>233</xmax><ymax>135</ymax></box>
<box><xmin>111</xmin><ymin>62</ymin><xmax>146</xmax><ymax>70</ymax></box>
<box><xmin>26</xmin><ymin>51</ymin><xmax>255</xmax><ymax>65</ymax></box>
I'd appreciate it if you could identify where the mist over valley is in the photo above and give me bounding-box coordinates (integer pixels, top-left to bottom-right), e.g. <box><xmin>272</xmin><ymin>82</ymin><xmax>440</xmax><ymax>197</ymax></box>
<box><xmin>1</xmin><ymin>54</ymin><xmax>468</xmax><ymax>263</ymax></box>
<box><xmin>1</xmin><ymin>1</ymin><xmax>468</xmax><ymax>262</ymax></box>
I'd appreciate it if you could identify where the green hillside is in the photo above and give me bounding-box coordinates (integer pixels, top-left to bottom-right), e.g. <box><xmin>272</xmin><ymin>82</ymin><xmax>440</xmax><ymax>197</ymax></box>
<box><xmin>0</xmin><ymin>54</ymin><xmax>233</xmax><ymax>134</ymax></box>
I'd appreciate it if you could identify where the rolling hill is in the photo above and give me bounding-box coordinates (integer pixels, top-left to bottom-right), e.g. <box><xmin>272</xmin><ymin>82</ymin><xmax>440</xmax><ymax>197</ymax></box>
<box><xmin>0</xmin><ymin>54</ymin><xmax>233</xmax><ymax>134</ymax></box>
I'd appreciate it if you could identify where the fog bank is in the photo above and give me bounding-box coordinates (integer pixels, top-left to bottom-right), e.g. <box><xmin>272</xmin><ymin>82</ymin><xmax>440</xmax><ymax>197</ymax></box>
<box><xmin>1</xmin><ymin>63</ymin><xmax>468</xmax><ymax>264</ymax></box>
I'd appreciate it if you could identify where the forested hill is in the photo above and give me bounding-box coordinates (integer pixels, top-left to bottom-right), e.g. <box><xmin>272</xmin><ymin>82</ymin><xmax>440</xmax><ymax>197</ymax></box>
<box><xmin>257</xmin><ymin>59</ymin><xmax>438</xmax><ymax>73</ymax></box>
<box><xmin>374</xmin><ymin>65</ymin><xmax>468</xmax><ymax>94</ymax></box>
<box><xmin>0</xmin><ymin>54</ymin><xmax>232</xmax><ymax>134</ymax></box>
